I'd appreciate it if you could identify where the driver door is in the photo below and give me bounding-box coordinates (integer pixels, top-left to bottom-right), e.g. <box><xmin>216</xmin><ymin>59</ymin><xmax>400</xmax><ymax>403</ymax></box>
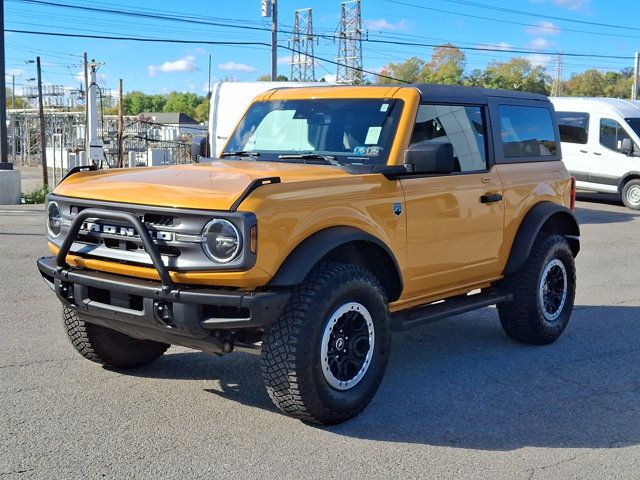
<box><xmin>399</xmin><ymin>104</ymin><xmax>504</xmax><ymax>300</ymax></box>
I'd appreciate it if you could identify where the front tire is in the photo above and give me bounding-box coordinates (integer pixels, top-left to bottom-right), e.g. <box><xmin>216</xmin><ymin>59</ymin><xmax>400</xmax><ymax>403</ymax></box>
<box><xmin>260</xmin><ymin>263</ymin><xmax>391</xmax><ymax>425</ymax></box>
<box><xmin>498</xmin><ymin>233</ymin><xmax>576</xmax><ymax>345</ymax></box>
<box><xmin>621</xmin><ymin>179</ymin><xmax>640</xmax><ymax>210</ymax></box>
<box><xmin>63</xmin><ymin>306</ymin><xmax>169</xmax><ymax>369</ymax></box>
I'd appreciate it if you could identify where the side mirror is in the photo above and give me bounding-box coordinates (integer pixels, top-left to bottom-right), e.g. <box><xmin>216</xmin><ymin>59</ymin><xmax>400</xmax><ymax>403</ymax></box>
<box><xmin>192</xmin><ymin>137</ymin><xmax>208</xmax><ymax>162</ymax></box>
<box><xmin>620</xmin><ymin>137</ymin><xmax>634</xmax><ymax>156</ymax></box>
<box><xmin>404</xmin><ymin>141</ymin><xmax>455</xmax><ymax>174</ymax></box>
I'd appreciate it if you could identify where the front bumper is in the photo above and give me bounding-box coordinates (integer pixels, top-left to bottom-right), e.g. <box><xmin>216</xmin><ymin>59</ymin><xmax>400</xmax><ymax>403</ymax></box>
<box><xmin>37</xmin><ymin>256</ymin><xmax>290</xmax><ymax>351</ymax></box>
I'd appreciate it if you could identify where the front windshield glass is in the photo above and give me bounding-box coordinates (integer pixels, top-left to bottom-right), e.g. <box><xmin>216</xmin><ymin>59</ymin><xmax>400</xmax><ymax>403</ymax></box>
<box><xmin>625</xmin><ymin>118</ymin><xmax>640</xmax><ymax>138</ymax></box>
<box><xmin>224</xmin><ymin>99</ymin><xmax>403</xmax><ymax>166</ymax></box>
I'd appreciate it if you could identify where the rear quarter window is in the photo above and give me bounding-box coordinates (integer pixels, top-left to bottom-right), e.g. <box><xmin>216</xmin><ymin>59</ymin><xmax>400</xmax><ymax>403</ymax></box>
<box><xmin>498</xmin><ymin>105</ymin><xmax>558</xmax><ymax>158</ymax></box>
<box><xmin>556</xmin><ymin>111</ymin><xmax>589</xmax><ymax>144</ymax></box>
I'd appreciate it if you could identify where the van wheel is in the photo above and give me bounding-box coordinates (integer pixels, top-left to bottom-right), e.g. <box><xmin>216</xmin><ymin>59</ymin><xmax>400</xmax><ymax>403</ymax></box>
<box><xmin>260</xmin><ymin>263</ymin><xmax>391</xmax><ymax>425</ymax></box>
<box><xmin>621</xmin><ymin>179</ymin><xmax>640</xmax><ymax>210</ymax></box>
<box><xmin>498</xmin><ymin>233</ymin><xmax>576</xmax><ymax>345</ymax></box>
<box><xmin>63</xmin><ymin>306</ymin><xmax>169</xmax><ymax>368</ymax></box>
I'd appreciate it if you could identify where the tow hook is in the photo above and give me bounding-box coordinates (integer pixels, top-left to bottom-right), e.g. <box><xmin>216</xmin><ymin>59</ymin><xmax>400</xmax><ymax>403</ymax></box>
<box><xmin>153</xmin><ymin>300</ymin><xmax>176</xmax><ymax>327</ymax></box>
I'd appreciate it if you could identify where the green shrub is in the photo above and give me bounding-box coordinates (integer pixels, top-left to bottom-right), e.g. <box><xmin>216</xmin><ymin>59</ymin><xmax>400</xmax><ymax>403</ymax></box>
<box><xmin>22</xmin><ymin>186</ymin><xmax>50</xmax><ymax>204</ymax></box>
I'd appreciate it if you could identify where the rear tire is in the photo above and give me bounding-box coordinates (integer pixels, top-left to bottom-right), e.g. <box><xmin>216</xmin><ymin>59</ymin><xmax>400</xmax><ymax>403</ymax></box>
<box><xmin>260</xmin><ymin>263</ymin><xmax>391</xmax><ymax>425</ymax></box>
<box><xmin>498</xmin><ymin>233</ymin><xmax>576</xmax><ymax>345</ymax></box>
<box><xmin>63</xmin><ymin>306</ymin><xmax>169</xmax><ymax>369</ymax></box>
<box><xmin>621</xmin><ymin>179</ymin><xmax>640</xmax><ymax>210</ymax></box>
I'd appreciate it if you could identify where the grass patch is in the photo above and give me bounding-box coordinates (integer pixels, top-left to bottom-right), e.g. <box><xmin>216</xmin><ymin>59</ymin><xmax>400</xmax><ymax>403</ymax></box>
<box><xmin>22</xmin><ymin>186</ymin><xmax>50</xmax><ymax>204</ymax></box>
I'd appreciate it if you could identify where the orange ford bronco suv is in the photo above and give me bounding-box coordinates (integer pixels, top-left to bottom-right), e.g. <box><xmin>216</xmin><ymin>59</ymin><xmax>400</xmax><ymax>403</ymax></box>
<box><xmin>38</xmin><ymin>85</ymin><xmax>579</xmax><ymax>424</ymax></box>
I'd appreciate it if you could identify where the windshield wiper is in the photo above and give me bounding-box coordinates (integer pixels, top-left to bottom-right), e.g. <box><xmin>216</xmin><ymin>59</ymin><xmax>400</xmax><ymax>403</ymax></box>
<box><xmin>278</xmin><ymin>153</ymin><xmax>340</xmax><ymax>166</ymax></box>
<box><xmin>220</xmin><ymin>151</ymin><xmax>261</xmax><ymax>160</ymax></box>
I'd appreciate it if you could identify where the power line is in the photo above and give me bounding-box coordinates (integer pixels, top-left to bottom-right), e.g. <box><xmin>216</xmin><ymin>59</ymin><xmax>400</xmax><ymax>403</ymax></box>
<box><xmin>6</xmin><ymin>28</ymin><xmax>411</xmax><ymax>84</ymax></box>
<box><xmin>383</xmin><ymin>0</ymin><xmax>640</xmax><ymax>42</ymax></box>
<box><xmin>438</xmin><ymin>0</ymin><xmax>640</xmax><ymax>33</ymax></box>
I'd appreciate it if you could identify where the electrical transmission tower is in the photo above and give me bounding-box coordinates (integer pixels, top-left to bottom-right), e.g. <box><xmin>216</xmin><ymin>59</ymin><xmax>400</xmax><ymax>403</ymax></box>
<box><xmin>336</xmin><ymin>0</ymin><xmax>365</xmax><ymax>84</ymax></box>
<box><xmin>290</xmin><ymin>8</ymin><xmax>316</xmax><ymax>82</ymax></box>
<box><xmin>552</xmin><ymin>51</ymin><xmax>564</xmax><ymax>97</ymax></box>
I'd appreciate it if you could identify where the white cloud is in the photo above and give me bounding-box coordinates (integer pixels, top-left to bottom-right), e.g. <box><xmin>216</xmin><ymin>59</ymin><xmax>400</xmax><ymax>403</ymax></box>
<box><xmin>551</xmin><ymin>0</ymin><xmax>590</xmax><ymax>11</ymax></box>
<box><xmin>477</xmin><ymin>42</ymin><xmax>513</xmax><ymax>52</ymax></box>
<box><xmin>194</xmin><ymin>47</ymin><xmax>208</xmax><ymax>55</ymax></box>
<box><xmin>321</xmin><ymin>74</ymin><xmax>337</xmax><ymax>83</ymax></box>
<box><xmin>277</xmin><ymin>55</ymin><xmax>291</xmax><ymax>66</ymax></box>
<box><xmin>527</xmin><ymin>37</ymin><xmax>556</xmax><ymax>49</ymax></box>
<box><xmin>74</xmin><ymin>71</ymin><xmax>108</xmax><ymax>86</ymax></box>
<box><xmin>218</xmin><ymin>61</ymin><xmax>256</xmax><ymax>73</ymax></box>
<box><xmin>527</xmin><ymin>53</ymin><xmax>553</xmax><ymax>67</ymax></box>
<box><xmin>526</xmin><ymin>21</ymin><xmax>560</xmax><ymax>36</ymax></box>
<box><xmin>5</xmin><ymin>68</ymin><xmax>25</xmax><ymax>80</ymax></box>
<box><xmin>148</xmin><ymin>55</ymin><xmax>198</xmax><ymax>77</ymax></box>
<box><xmin>364</xmin><ymin>18</ymin><xmax>410</xmax><ymax>32</ymax></box>
<box><xmin>529</xmin><ymin>0</ymin><xmax>590</xmax><ymax>10</ymax></box>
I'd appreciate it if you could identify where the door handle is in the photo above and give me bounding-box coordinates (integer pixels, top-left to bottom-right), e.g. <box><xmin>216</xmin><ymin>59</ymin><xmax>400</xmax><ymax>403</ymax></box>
<box><xmin>480</xmin><ymin>193</ymin><xmax>503</xmax><ymax>204</ymax></box>
<box><xmin>579</xmin><ymin>149</ymin><xmax>588</xmax><ymax>153</ymax></box>
<box><xmin>593</xmin><ymin>152</ymin><xmax>602</xmax><ymax>156</ymax></box>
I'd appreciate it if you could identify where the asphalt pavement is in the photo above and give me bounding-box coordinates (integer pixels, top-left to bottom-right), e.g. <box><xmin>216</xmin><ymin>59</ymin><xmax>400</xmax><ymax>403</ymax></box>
<box><xmin>1</xmin><ymin>193</ymin><xmax>639</xmax><ymax>479</ymax></box>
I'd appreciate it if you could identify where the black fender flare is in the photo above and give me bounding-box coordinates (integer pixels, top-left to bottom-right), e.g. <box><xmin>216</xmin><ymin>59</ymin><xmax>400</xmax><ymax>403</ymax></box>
<box><xmin>268</xmin><ymin>226</ymin><xmax>403</xmax><ymax>300</ymax></box>
<box><xmin>503</xmin><ymin>202</ymin><xmax>580</xmax><ymax>276</ymax></box>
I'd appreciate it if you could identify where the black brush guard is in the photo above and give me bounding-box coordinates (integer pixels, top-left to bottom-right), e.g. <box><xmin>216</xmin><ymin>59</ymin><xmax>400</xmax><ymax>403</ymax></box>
<box><xmin>37</xmin><ymin>208</ymin><xmax>289</xmax><ymax>353</ymax></box>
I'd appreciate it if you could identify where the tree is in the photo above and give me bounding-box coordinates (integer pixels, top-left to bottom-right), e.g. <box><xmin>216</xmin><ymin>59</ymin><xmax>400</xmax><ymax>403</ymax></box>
<box><xmin>377</xmin><ymin>56</ymin><xmax>425</xmax><ymax>84</ymax></box>
<box><xmin>482</xmin><ymin>58</ymin><xmax>550</xmax><ymax>94</ymax></box>
<box><xmin>257</xmin><ymin>74</ymin><xmax>289</xmax><ymax>81</ymax></box>
<box><xmin>163</xmin><ymin>91</ymin><xmax>203</xmax><ymax>118</ymax></box>
<box><xmin>5</xmin><ymin>89</ymin><xmax>28</xmax><ymax>109</ymax></box>
<box><xmin>123</xmin><ymin>91</ymin><xmax>167</xmax><ymax>115</ymax></box>
<box><xmin>563</xmin><ymin>69</ymin><xmax>606</xmax><ymax>97</ymax></box>
<box><xmin>422</xmin><ymin>44</ymin><xmax>466</xmax><ymax>85</ymax></box>
<box><xmin>193</xmin><ymin>100</ymin><xmax>209</xmax><ymax>123</ymax></box>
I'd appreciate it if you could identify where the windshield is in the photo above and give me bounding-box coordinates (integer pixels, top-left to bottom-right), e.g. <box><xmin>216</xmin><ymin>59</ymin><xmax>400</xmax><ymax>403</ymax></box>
<box><xmin>224</xmin><ymin>99</ymin><xmax>403</xmax><ymax>166</ymax></box>
<box><xmin>626</xmin><ymin>118</ymin><xmax>640</xmax><ymax>138</ymax></box>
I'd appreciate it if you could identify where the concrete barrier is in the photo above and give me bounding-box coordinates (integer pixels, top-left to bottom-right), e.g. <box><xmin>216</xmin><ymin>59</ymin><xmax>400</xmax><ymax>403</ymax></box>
<box><xmin>0</xmin><ymin>168</ymin><xmax>22</xmax><ymax>205</ymax></box>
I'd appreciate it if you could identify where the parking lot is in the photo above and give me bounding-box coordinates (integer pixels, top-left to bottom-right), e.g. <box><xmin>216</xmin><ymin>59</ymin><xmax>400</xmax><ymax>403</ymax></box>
<box><xmin>1</xmin><ymin>194</ymin><xmax>639</xmax><ymax>479</ymax></box>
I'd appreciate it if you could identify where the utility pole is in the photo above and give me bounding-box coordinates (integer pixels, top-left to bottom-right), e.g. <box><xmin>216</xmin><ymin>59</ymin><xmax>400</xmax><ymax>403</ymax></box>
<box><xmin>86</xmin><ymin>60</ymin><xmax>104</xmax><ymax>164</ymax></box>
<box><xmin>552</xmin><ymin>51</ymin><xmax>563</xmax><ymax>97</ymax></box>
<box><xmin>36</xmin><ymin>57</ymin><xmax>48</xmax><ymax>188</ymax></box>
<box><xmin>262</xmin><ymin>0</ymin><xmax>278</xmax><ymax>80</ymax></box>
<box><xmin>117</xmin><ymin>78</ymin><xmax>124</xmax><ymax>168</ymax></box>
<box><xmin>83</xmin><ymin>51</ymin><xmax>89</xmax><ymax>162</ymax></box>
<box><xmin>336</xmin><ymin>0</ymin><xmax>365</xmax><ymax>85</ymax></box>
<box><xmin>632</xmin><ymin>52</ymin><xmax>639</xmax><ymax>101</ymax></box>
<box><xmin>12</xmin><ymin>74</ymin><xmax>17</xmax><ymax>162</ymax></box>
<box><xmin>290</xmin><ymin>8</ymin><xmax>316</xmax><ymax>82</ymax></box>
<box><xmin>0</xmin><ymin>0</ymin><xmax>9</xmax><ymax>166</ymax></box>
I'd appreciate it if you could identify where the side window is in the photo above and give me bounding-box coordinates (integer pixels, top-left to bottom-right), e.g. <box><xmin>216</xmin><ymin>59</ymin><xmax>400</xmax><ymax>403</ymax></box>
<box><xmin>600</xmin><ymin>118</ymin><xmax>634</xmax><ymax>153</ymax></box>
<box><xmin>499</xmin><ymin>105</ymin><xmax>557</xmax><ymax>157</ymax></box>
<box><xmin>556</xmin><ymin>111</ymin><xmax>589</xmax><ymax>144</ymax></box>
<box><xmin>410</xmin><ymin>104</ymin><xmax>487</xmax><ymax>172</ymax></box>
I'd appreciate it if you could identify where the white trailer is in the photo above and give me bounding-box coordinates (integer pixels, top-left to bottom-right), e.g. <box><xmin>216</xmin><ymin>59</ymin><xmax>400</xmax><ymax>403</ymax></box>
<box><xmin>206</xmin><ymin>81</ymin><xmax>326</xmax><ymax>158</ymax></box>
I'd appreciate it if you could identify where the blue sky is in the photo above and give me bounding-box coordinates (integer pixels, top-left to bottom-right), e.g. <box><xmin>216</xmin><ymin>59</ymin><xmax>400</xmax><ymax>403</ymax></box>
<box><xmin>4</xmin><ymin>0</ymin><xmax>640</xmax><ymax>96</ymax></box>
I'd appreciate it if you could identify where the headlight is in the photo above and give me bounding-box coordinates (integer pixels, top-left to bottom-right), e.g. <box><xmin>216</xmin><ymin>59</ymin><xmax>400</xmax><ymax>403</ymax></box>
<box><xmin>202</xmin><ymin>219</ymin><xmax>241</xmax><ymax>263</ymax></box>
<box><xmin>47</xmin><ymin>201</ymin><xmax>62</xmax><ymax>238</ymax></box>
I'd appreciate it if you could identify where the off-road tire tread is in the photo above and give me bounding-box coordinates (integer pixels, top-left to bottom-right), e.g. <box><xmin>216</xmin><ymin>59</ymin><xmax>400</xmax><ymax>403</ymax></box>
<box><xmin>498</xmin><ymin>233</ymin><xmax>575</xmax><ymax>345</ymax></box>
<box><xmin>260</xmin><ymin>262</ymin><xmax>388</xmax><ymax>424</ymax></box>
<box><xmin>63</xmin><ymin>306</ymin><xmax>169</xmax><ymax>368</ymax></box>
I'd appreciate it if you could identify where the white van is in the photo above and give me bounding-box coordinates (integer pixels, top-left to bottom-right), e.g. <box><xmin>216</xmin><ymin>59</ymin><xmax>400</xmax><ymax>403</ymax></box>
<box><xmin>550</xmin><ymin>97</ymin><xmax>640</xmax><ymax>209</ymax></box>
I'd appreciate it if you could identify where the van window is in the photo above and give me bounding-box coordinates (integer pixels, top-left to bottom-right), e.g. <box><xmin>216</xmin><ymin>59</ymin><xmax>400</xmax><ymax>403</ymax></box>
<box><xmin>626</xmin><ymin>118</ymin><xmax>640</xmax><ymax>138</ymax></box>
<box><xmin>499</xmin><ymin>105</ymin><xmax>557</xmax><ymax>157</ymax></box>
<box><xmin>410</xmin><ymin>104</ymin><xmax>487</xmax><ymax>172</ymax></box>
<box><xmin>556</xmin><ymin>112</ymin><xmax>589</xmax><ymax>144</ymax></box>
<box><xmin>600</xmin><ymin>118</ymin><xmax>634</xmax><ymax>153</ymax></box>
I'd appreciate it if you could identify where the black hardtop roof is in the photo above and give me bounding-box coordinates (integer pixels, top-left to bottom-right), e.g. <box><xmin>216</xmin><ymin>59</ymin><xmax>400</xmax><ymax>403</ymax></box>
<box><xmin>413</xmin><ymin>84</ymin><xmax>549</xmax><ymax>103</ymax></box>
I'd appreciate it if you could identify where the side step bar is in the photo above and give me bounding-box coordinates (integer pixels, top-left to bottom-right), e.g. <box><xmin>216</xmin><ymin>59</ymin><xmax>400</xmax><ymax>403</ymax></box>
<box><xmin>390</xmin><ymin>290</ymin><xmax>513</xmax><ymax>332</ymax></box>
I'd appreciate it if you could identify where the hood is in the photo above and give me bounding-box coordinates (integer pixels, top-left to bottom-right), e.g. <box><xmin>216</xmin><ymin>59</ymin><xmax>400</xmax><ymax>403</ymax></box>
<box><xmin>53</xmin><ymin>160</ymin><xmax>351</xmax><ymax>210</ymax></box>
